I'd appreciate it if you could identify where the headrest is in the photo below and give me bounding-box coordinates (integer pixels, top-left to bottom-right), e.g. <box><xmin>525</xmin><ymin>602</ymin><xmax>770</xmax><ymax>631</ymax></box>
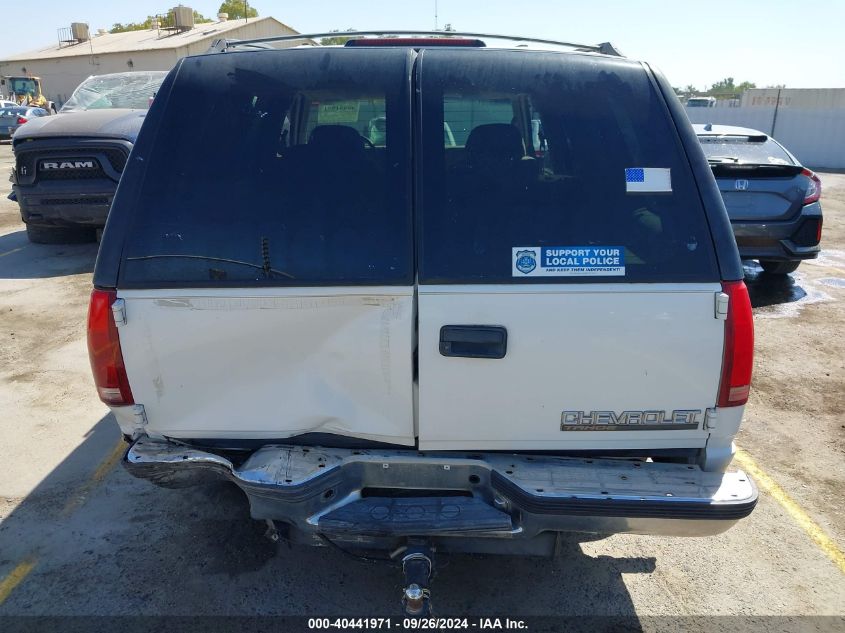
<box><xmin>465</xmin><ymin>123</ymin><xmax>525</xmax><ymax>166</ymax></box>
<box><xmin>308</xmin><ymin>125</ymin><xmax>365</xmax><ymax>152</ymax></box>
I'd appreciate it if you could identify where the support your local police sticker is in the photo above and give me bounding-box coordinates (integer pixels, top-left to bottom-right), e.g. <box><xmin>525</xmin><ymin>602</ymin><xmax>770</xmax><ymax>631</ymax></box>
<box><xmin>512</xmin><ymin>246</ymin><xmax>625</xmax><ymax>277</ymax></box>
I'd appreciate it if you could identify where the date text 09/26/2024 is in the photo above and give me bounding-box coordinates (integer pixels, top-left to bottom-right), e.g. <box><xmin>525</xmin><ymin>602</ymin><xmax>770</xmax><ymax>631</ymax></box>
<box><xmin>307</xmin><ymin>617</ymin><xmax>528</xmax><ymax>629</ymax></box>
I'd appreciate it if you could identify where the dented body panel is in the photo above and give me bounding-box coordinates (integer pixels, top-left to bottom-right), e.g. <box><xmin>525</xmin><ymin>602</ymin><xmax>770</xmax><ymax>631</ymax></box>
<box><xmin>117</xmin><ymin>287</ymin><xmax>415</xmax><ymax>445</ymax></box>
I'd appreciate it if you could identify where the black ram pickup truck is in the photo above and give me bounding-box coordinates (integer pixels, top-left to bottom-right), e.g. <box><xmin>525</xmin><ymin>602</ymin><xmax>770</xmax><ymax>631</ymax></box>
<box><xmin>10</xmin><ymin>71</ymin><xmax>166</xmax><ymax>243</ymax></box>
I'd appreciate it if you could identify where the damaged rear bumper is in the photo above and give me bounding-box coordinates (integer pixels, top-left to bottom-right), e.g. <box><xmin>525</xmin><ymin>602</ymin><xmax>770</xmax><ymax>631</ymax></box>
<box><xmin>124</xmin><ymin>438</ymin><xmax>757</xmax><ymax>552</ymax></box>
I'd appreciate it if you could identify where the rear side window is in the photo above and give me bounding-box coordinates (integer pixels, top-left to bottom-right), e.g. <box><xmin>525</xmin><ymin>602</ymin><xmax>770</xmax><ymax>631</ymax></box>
<box><xmin>698</xmin><ymin>136</ymin><xmax>794</xmax><ymax>166</ymax></box>
<box><xmin>119</xmin><ymin>49</ymin><xmax>412</xmax><ymax>287</ymax></box>
<box><xmin>418</xmin><ymin>50</ymin><xmax>719</xmax><ymax>284</ymax></box>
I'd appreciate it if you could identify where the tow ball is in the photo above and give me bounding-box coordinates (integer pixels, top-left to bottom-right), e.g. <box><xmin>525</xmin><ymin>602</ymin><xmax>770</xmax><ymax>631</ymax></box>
<box><xmin>400</xmin><ymin>542</ymin><xmax>434</xmax><ymax>617</ymax></box>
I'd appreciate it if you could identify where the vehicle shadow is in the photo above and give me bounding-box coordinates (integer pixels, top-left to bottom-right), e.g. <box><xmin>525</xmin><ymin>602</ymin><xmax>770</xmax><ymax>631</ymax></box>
<box><xmin>0</xmin><ymin>413</ymin><xmax>123</xmax><ymax>570</ymax></box>
<box><xmin>743</xmin><ymin>260</ymin><xmax>806</xmax><ymax>309</ymax></box>
<box><xmin>0</xmin><ymin>415</ymin><xmax>652</xmax><ymax>623</ymax></box>
<box><xmin>0</xmin><ymin>229</ymin><xmax>97</xmax><ymax>279</ymax></box>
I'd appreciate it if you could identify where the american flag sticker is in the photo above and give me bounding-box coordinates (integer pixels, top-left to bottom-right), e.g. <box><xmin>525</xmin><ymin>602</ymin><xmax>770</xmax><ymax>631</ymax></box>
<box><xmin>625</xmin><ymin>167</ymin><xmax>672</xmax><ymax>193</ymax></box>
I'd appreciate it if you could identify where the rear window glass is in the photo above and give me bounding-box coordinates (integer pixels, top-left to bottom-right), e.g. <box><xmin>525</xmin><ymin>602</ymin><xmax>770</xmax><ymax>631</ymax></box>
<box><xmin>119</xmin><ymin>50</ymin><xmax>412</xmax><ymax>287</ymax></box>
<box><xmin>418</xmin><ymin>50</ymin><xmax>719</xmax><ymax>284</ymax></box>
<box><xmin>698</xmin><ymin>136</ymin><xmax>793</xmax><ymax>165</ymax></box>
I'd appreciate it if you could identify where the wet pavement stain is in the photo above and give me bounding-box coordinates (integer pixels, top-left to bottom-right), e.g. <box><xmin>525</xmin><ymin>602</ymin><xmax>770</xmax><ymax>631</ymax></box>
<box><xmin>744</xmin><ymin>261</ymin><xmax>806</xmax><ymax>309</ymax></box>
<box><xmin>804</xmin><ymin>248</ymin><xmax>845</xmax><ymax>270</ymax></box>
<box><xmin>743</xmin><ymin>260</ymin><xmax>832</xmax><ymax>318</ymax></box>
<box><xmin>816</xmin><ymin>277</ymin><xmax>845</xmax><ymax>289</ymax></box>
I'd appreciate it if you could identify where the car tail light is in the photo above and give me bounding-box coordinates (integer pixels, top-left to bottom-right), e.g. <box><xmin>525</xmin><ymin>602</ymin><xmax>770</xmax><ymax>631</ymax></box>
<box><xmin>816</xmin><ymin>216</ymin><xmax>823</xmax><ymax>243</ymax></box>
<box><xmin>717</xmin><ymin>281</ymin><xmax>754</xmax><ymax>407</ymax></box>
<box><xmin>16</xmin><ymin>116</ymin><xmax>28</xmax><ymax>124</ymax></box>
<box><xmin>87</xmin><ymin>288</ymin><xmax>134</xmax><ymax>406</ymax></box>
<box><xmin>802</xmin><ymin>168</ymin><xmax>821</xmax><ymax>204</ymax></box>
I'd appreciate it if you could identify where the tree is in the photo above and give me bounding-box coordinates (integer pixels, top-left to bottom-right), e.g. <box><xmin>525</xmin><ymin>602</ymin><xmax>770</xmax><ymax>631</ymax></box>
<box><xmin>684</xmin><ymin>84</ymin><xmax>698</xmax><ymax>95</ymax></box>
<box><xmin>110</xmin><ymin>17</ymin><xmax>155</xmax><ymax>33</ymax></box>
<box><xmin>110</xmin><ymin>10</ymin><xmax>209</xmax><ymax>33</ymax></box>
<box><xmin>708</xmin><ymin>77</ymin><xmax>736</xmax><ymax>94</ymax></box>
<box><xmin>218</xmin><ymin>1</ymin><xmax>258</xmax><ymax>20</ymax></box>
<box><xmin>704</xmin><ymin>77</ymin><xmax>757</xmax><ymax>97</ymax></box>
<box><xmin>320</xmin><ymin>28</ymin><xmax>356</xmax><ymax>46</ymax></box>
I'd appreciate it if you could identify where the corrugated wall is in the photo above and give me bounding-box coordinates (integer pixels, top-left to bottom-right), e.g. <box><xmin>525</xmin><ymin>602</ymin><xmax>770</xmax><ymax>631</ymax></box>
<box><xmin>685</xmin><ymin>89</ymin><xmax>845</xmax><ymax>169</ymax></box>
<box><xmin>0</xmin><ymin>51</ymin><xmax>179</xmax><ymax>105</ymax></box>
<box><xmin>0</xmin><ymin>20</ymin><xmax>299</xmax><ymax>108</ymax></box>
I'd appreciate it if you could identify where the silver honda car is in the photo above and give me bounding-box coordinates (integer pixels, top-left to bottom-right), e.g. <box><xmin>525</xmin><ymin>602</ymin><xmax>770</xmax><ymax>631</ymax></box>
<box><xmin>0</xmin><ymin>105</ymin><xmax>48</xmax><ymax>141</ymax></box>
<box><xmin>694</xmin><ymin>123</ymin><xmax>822</xmax><ymax>275</ymax></box>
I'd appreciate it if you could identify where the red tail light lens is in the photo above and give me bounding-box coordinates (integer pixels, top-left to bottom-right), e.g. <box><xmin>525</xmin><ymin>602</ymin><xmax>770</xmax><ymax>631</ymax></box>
<box><xmin>16</xmin><ymin>116</ymin><xmax>28</xmax><ymax>124</ymax></box>
<box><xmin>717</xmin><ymin>281</ymin><xmax>754</xmax><ymax>407</ymax></box>
<box><xmin>802</xmin><ymin>168</ymin><xmax>821</xmax><ymax>205</ymax></box>
<box><xmin>816</xmin><ymin>216</ymin><xmax>823</xmax><ymax>243</ymax></box>
<box><xmin>87</xmin><ymin>289</ymin><xmax>134</xmax><ymax>406</ymax></box>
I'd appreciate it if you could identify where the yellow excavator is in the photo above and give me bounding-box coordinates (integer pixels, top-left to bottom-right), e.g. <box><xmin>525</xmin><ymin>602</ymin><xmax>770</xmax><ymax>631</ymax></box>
<box><xmin>1</xmin><ymin>76</ymin><xmax>56</xmax><ymax>113</ymax></box>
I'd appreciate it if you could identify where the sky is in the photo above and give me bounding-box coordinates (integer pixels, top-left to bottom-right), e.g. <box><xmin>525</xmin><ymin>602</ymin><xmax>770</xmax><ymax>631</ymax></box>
<box><xmin>2</xmin><ymin>0</ymin><xmax>845</xmax><ymax>90</ymax></box>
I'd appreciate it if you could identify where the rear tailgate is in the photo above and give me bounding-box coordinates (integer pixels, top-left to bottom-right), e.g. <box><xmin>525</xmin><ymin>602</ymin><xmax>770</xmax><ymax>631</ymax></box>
<box><xmin>712</xmin><ymin>164</ymin><xmax>805</xmax><ymax>221</ymax></box>
<box><xmin>105</xmin><ymin>49</ymin><xmax>417</xmax><ymax>445</ymax></box>
<box><xmin>100</xmin><ymin>48</ymin><xmax>736</xmax><ymax>455</ymax></box>
<box><xmin>415</xmin><ymin>50</ymin><xmax>725</xmax><ymax>450</ymax></box>
<box><xmin>118</xmin><ymin>288</ymin><xmax>415</xmax><ymax>444</ymax></box>
<box><xmin>699</xmin><ymin>135</ymin><xmax>807</xmax><ymax>222</ymax></box>
<box><xmin>418</xmin><ymin>284</ymin><xmax>721</xmax><ymax>449</ymax></box>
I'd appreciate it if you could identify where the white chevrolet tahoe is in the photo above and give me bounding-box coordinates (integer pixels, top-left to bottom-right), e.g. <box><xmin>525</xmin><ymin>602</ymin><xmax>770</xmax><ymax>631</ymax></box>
<box><xmin>88</xmin><ymin>33</ymin><xmax>756</xmax><ymax>612</ymax></box>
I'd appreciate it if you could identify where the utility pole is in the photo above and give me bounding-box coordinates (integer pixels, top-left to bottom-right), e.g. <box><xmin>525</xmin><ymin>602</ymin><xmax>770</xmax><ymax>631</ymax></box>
<box><xmin>434</xmin><ymin>0</ymin><xmax>438</xmax><ymax>31</ymax></box>
<box><xmin>770</xmin><ymin>87</ymin><xmax>782</xmax><ymax>138</ymax></box>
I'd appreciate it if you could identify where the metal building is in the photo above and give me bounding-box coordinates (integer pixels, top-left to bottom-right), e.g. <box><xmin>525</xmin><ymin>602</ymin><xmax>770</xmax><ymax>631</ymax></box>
<box><xmin>0</xmin><ymin>9</ymin><xmax>304</xmax><ymax>106</ymax></box>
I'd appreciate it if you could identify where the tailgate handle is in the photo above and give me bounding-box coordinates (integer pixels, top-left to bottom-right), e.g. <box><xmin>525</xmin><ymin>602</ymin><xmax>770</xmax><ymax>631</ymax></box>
<box><xmin>439</xmin><ymin>325</ymin><xmax>507</xmax><ymax>359</ymax></box>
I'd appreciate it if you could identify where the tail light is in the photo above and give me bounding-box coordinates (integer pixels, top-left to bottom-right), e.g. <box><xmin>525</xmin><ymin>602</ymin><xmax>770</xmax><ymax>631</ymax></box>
<box><xmin>717</xmin><ymin>281</ymin><xmax>754</xmax><ymax>407</ymax></box>
<box><xmin>87</xmin><ymin>289</ymin><xmax>134</xmax><ymax>406</ymax></box>
<box><xmin>16</xmin><ymin>116</ymin><xmax>28</xmax><ymax>124</ymax></box>
<box><xmin>802</xmin><ymin>168</ymin><xmax>821</xmax><ymax>204</ymax></box>
<box><xmin>816</xmin><ymin>216</ymin><xmax>823</xmax><ymax>243</ymax></box>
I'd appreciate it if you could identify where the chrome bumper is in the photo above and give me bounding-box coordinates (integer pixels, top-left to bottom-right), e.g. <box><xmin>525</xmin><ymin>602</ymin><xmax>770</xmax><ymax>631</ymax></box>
<box><xmin>125</xmin><ymin>438</ymin><xmax>757</xmax><ymax>548</ymax></box>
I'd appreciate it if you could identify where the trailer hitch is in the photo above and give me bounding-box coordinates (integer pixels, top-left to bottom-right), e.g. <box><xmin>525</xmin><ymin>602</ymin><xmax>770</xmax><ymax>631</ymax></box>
<box><xmin>400</xmin><ymin>541</ymin><xmax>434</xmax><ymax>617</ymax></box>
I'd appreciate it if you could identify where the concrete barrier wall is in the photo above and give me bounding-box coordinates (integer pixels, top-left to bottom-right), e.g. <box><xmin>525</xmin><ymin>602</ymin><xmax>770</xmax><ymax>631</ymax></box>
<box><xmin>685</xmin><ymin>89</ymin><xmax>845</xmax><ymax>169</ymax></box>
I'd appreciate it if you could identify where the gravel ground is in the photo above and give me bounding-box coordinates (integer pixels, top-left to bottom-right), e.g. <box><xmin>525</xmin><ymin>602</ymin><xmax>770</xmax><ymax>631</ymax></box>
<box><xmin>0</xmin><ymin>141</ymin><xmax>842</xmax><ymax>626</ymax></box>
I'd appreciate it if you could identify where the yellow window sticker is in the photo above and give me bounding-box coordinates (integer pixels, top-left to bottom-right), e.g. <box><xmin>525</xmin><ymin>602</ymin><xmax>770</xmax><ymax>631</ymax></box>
<box><xmin>317</xmin><ymin>102</ymin><xmax>361</xmax><ymax>124</ymax></box>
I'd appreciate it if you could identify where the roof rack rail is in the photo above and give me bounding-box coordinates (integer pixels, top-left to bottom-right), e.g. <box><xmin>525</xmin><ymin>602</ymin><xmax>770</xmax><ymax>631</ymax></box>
<box><xmin>205</xmin><ymin>30</ymin><xmax>624</xmax><ymax>56</ymax></box>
